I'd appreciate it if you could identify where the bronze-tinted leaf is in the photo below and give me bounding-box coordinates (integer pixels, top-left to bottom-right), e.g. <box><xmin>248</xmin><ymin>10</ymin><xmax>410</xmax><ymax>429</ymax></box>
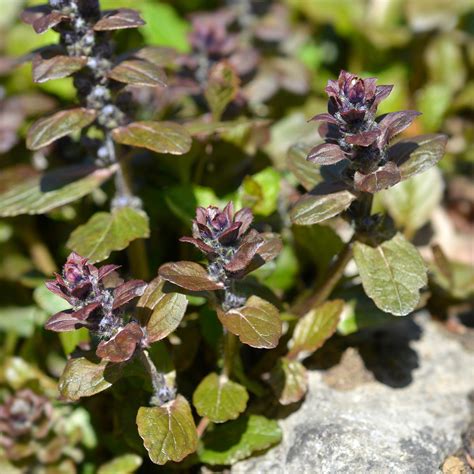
<box><xmin>108</xmin><ymin>60</ymin><xmax>166</xmax><ymax>87</ymax></box>
<box><xmin>0</xmin><ymin>164</ymin><xmax>116</xmax><ymax>217</ymax></box>
<box><xmin>307</xmin><ymin>143</ymin><xmax>346</xmax><ymax>165</ymax></box>
<box><xmin>133</xmin><ymin>46</ymin><xmax>176</xmax><ymax>67</ymax></box>
<box><xmin>218</xmin><ymin>296</ymin><xmax>281</xmax><ymax>349</ymax></box>
<box><xmin>267</xmin><ymin>357</ymin><xmax>308</xmax><ymax>405</ymax></box>
<box><xmin>59</xmin><ymin>358</ymin><xmax>122</xmax><ymax>401</ymax></box>
<box><xmin>33</xmin><ymin>11</ymin><xmax>69</xmax><ymax>34</ymax></box>
<box><xmin>96</xmin><ymin>322</ymin><xmax>144</xmax><ymax>363</ymax></box>
<box><xmin>135</xmin><ymin>277</ymin><xmax>188</xmax><ymax>343</ymax></box>
<box><xmin>354</xmin><ymin>161</ymin><xmax>401</xmax><ymax>193</ymax></box>
<box><xmin>94</xmin><ymin>9</ymin><xmax>145</xmax><ymax>31</ymax></box>
<box><xmin>389</xmin><ymin>133</ymin><xmax>447</xmax><ymax>180</ymax></box>
<box><xmin>112</xmin><ymin>121</ymin><xmax>192</xmax><ymax>155</ymax></box>
<box><xmin>290</xmin><ymin>188</ymin><xmax>356</xmax><ymax>225</ymax></box>
<box><xmin>136</xmin><ymin>395</ymin><xmax>198</xmax><ymax>465</ymax></box>
<box><xmin>27</xmin><ymin>108</ymin><xmax>97</xmax><ymax>150</ymax></box>
<box><xmin>205</xmin><ymin>61</ymin><xmax>240</xmax><ymax>120</ymax></box>
<box><xmin>287</xmin><ymin>300</ymin><xmax>344</xmax><ymax>360</ymax></box>
<box><xmin>113</xmin><ymin>280</ymin><xmax>147</xmax><ymax>310</ymax></box>
<box><xmin>21</xmin><ymin>5</ymin><xmax>51</xmax><ymax>25</ymax></box>
<box><xmin>159</xmin><ymin>261</ymin><xmax>224</xmax><ymax>292</ymax></box>
<box><xmin>32</xmin><ymin>55</ymin><xmax>87</xmax><ymax>83</ymax></box>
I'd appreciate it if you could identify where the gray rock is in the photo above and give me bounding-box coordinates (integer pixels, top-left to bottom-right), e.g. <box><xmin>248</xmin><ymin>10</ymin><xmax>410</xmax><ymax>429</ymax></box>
<box><xmin>232</xmin><ymin>316</ymin><xmax>474</xmax><ymax>474</ymax></box>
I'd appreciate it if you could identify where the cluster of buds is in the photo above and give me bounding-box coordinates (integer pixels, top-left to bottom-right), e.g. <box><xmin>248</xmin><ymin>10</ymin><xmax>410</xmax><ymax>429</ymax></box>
<box><xmin>160</xmin><ymin>203</ymin><xmax>281</xmax><ymax>310</ymax></box>
<box><xmin>308</xmin><ymin>70</ymin><xmax>421</xmax><ymax>193</ymax></box>
<box><xmin>0</xmin><ymin>389</ymin><xmax>52</xmax><ymax>462</ymax></box>
<box><xmin>45</xmin><ymin>252</ymin><xmax>147</xmax><ymax>363</ymax></box>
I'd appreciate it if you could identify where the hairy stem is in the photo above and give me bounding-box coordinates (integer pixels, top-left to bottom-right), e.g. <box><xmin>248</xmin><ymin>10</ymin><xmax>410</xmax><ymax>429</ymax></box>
<box><xmin>139</xmin><ymin>350</ymin><xmax>175</xmax><ymax>406</ymax></box>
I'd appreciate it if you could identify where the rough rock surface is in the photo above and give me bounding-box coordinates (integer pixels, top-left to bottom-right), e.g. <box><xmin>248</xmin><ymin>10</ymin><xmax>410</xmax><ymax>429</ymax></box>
<box><xmin>233</xmin><ymin>315</ymin><xmax>474</xmax><ymax>474</ymax></box>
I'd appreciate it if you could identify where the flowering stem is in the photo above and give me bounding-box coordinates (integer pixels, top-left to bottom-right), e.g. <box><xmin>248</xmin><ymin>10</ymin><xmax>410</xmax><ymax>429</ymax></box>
<box><xmin>139</xmin><ymin>350</ymin><xmax>175</xmax><ymax>407</ymax></box>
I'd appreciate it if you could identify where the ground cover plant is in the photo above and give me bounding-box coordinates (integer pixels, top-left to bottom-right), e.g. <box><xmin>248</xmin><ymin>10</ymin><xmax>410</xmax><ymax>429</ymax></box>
<box><xmin>0</xmin><ymin>0</ymin><xmax>472</xmax><ymax>471</ymax></box>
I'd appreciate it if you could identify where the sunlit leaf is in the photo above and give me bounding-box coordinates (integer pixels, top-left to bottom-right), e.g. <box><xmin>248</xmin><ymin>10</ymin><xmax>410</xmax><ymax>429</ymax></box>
<box><xmin>27</xmin><ymin>108</ymin><xmax>97</xmax><ymax>150</ymax></box>
<box><xmin>159</xmin><ymin>261</ymin><xmax>224</xmax><ymax>291</ymax></box>
<box><xmin>136</xmin><ymin>395</ymin><xmax>198</xmax><ymax>465</ymax></box>
<box><xmin>354</xmin><ymin>233</ymin><xmax>427</xmax><ymax>316</ymax></box>
<box><xmin>218</xmin><ymin>296</ymin><xmax>281</xmax><ymax>349</ymax></box>
<box><xmin>97</xmin><ymin>454</ymin><xmax>142</xmax><ymax>474</ymax></box>
<box><xmin>108</xmin><ymin>59</ymin><xmax>166</xmax><ymax>87</ymax></box>
<box><xmin>94</xmin><ymin>8</ymin><xmax>145</xmax><ymax>31</ymax></box>
<box><xmin>112</xmin><ymin>121</ymin><xmax>192</xmax><ymax>155</ymax></box>
<box><xmin>135</xmin><ymin>277</ymin><xmax>188</xmax><ymax>343</ymax></box>
<box><xmin>67</xmin><ymin>207</ymin><xmax>150</xmax><ymax>263</ymax></box>
<box><xmin>0</xmin><ymin>165</ymin><xmax>115</xmax><ymax>217</ymax></box>
<box><xmin>267</xmin><ymin>357</ymin><xmax>308</xmax><ymax>405</ymax></box>
<box><xmin>193</xmin><ymin>373</ymin><xmax>248</xmax><ymax>423</ymax></box>
<box><xmin>287</xmin><ymin>299</ymin><xmax>344</xmax><ymax>359</ymax></box>
<box><xmin>32</xmin><ymin>55</ymin><xmax>87</xmax><ymax>83</ymax></box>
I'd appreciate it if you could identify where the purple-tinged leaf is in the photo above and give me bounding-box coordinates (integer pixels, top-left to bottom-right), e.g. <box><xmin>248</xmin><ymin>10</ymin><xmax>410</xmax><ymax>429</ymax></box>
<box><xmin>108</xmin><ymin>59</ymin><xmax>167</xmax><ymax>87</ymax></box>
<box><xmin>98</xmin><ymin>264</ymin><xmax>121</xmax><ymax>281</ymax></box>
<box><xmin>345</xmin><ymin>129</ymin><xmax>380</xmax><ymax>146</ymax></box>
<box><xmin>159</xmin><ymin>261</ymin><xmax>224</xmax><ymax>292</ymax></box>
<box><xmin>307</xmin><ymin>143</ymin><xmax>346</xmax><ymax>165</ymax></box>
<box><xmin>287</xmin><ymin>300</ymin><xmax>344</xmax><ymax>360</ymax></box>
<box><xmin>32</xmin><ymin>55</ymin><xmax>87</xmax><ymax>83</ymax></box>
<box><xmin>218</xmin><ymin>296</ymin><xmax>281</xmax><ymax>349</ymax></box>
<box><xmin>354</xmin><ymin>161</ymin><xmax>401</xmax><ymax>193</ymax></box>
<box><xmin>94</xmin><ymin>9</ymin><xmax>145</xmax><ymax>31</ymax></box>
<box><xmin>135</xmin><ymin>277</ymin><xmax>188</xmax><ymax>343</ymax></box>
<box><xmin>389</xmin><ymin>134</ymin><xmax>447</xmax><ymax>180</ymax></box>
<box><xmin>44</xmin><ymin>303</ymin><xmax>99</xmax><ymax>332</ymax></box>
<box><xmin>224</xmin><ymin>231</ymin><xmax>263</xmax><ymax>274</ymax></box>
<box><xmin>33</xmin><ymin>11</ymin><xmax>69</xmax><ymax>34</ymax></box>
<box><xmin>371</xmin><ymin>85</ymin><xmax>393</xmax><ymax>109</ymax></box>
<box><xmin>309</xmin><ymin>112</ymin><xmax>338</xmax><ymax>124</ymax></box>
<box><xmin>96</xmin><ymin>322</ymin><xmax>144</xmax><ymax>363</ymax></box>
<box><xmin>21</xmin><ymin>5</ymin><xmax>51</xmax><ymax>25</ymax></box>
<box><xmin>378</xmin><ymin>111</ymin><xmax>421</xmax><ymax>142</ymax></box>
<box><xmin>27</xmin><ymin>108</ymin><xmax>97</xmax><ymax>150</ymax></box>
<box><xmin>112</xmin><ymin>280</ymin><xmax>147</xmax><ymax>310</ymax></box>
<box><xmin>112</xmin><ymin>121</ymin><xmax>192</xmax><ymax>155</ymax></box>
<box><xmin>179</xmin><ymin>237</ymin><xmax>216</xmax><ymax>255</ymax></box>
<box><xmin>234</xmin><ymin>207</ymin><xmax>254</xmax><ymax>236</ymax></box>
<box><xmin>133</xmin><ymin>46</ymin><xmax>176</xmax><ymax>67</ymax></box>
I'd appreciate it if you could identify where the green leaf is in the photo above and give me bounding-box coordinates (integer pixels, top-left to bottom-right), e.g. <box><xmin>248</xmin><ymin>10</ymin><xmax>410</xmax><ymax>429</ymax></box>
<box><xmin>290</xmin><ymin>189</ymin><xmax>356</xmax><ymax>225</ymax></box>
<box><xmin>67</xmin><ymin>207</ymin><xmax>150</xmax><ymax>263</ymax></box>
<box><xmin>0</xmin><ymin>165</ymin><xmax>115</xmax><ymax>217</ymax></box>
<box><xmin>267</xmin><ymin>357</ymin><xmax>308</xmax><ymax>405</ymax></box>
<box><xmin>287</xmin><ymin>143</ymin><xmax>322</xmax><ymax>191</ymax></box>
<box><xmin>136</xmin><ymin>395</ymin><xmax>198</xmax><ymax>465</ymax></box>
<box><xmin>140</xmin><ymin>2</ymin><xmax>190</xmax><ymax>53</ymax></box>
<box><xmin>33</xmin><ymin>284</ymin><xmax>70</xmax><ymax>314</ymax></box>
<box><xmin>112</xmin><ymin>121</ymin><xmax>192</xmax><ymax>155</ymax></box>
<box><xmin>26</xmin><ymin>108</ymin><xmax>97</xmax><ymax>150</ymax></box>
<box><xmin>239</xmin><ymin>167</ymin><xmax>281</xmax><ymax>217</ymax></box>
<box><xmin>108</xmin><ymin>59</ymin><xmax>167</xmax><ymax>87</ymax></box>
<box><xmin>353</xmin><ymin>233</ymin><xmax>428</xmax><ymax>316</ymax></box>
<box><xmin>59</xmin><ymin>358</ymin><xmax>122</xmax><ymax>401</ymax></box>
<box><xmin>218</xmin><ymin>296</ymin><xmax>281</xmax><ymax>349</ymax></box>
<box><xmin>0</xmin><ymin>306</ymin><xmax>45</xmax><ymax>337</ymax></box>
<box><xmin>287</xmin><ymin>299</ymin><xmax>344</xmax><ymax>359</ymax></box>
<box><xmin>381</xmin><ymin>167</ymin><xmax>444</xmax><ymax>236</ymax></box>
<box><xmin>193</xmin><ymin>373</ymin><xmax>248</xmax><ymax>423</ymax></box>
<box><xmin>97</xmin><ymin>454</ymin><xmax>142</xmax><ymax>474</ymax></box>
<box><xmin>59</xmin><ymin>329</ymin><xmax>90</xmax><ymax>355</ymax></box>
<box><xmin>135</xmin><ymin>277</ymin><xmax>188</xmax><ymax>343</ymax></box>
<box><xmin>199</xmin><ymin>415</ymin><xmax>282</xmax><ymax>465</ymax></box>
<box><xmin>205</xmin><ymin>62</ymin><xmax>240</xmax><ymax>120</ymax></box>
<box><xmin>32</xmin><ymin>55</ymin><xmax>87</xmax><ymax>83</ymax></box>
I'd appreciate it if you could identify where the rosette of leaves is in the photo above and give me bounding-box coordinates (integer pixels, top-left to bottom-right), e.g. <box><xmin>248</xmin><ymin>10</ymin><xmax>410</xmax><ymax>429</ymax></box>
<box><xmin>289</xmin><ymin>71</ymin><xmax>447</xmax><ymax>317</ymax></box>
<box><xmin>44</xmin><ymin>252</ymin><xmax>198</xmax><ymax>465</ymax></box>
<box><xmin>160</xmin><ymin>202</ymin><xmax>283</xmax><ymax>350</ymax></box>
<box><xmin>0</xmin><ymin>360</ymin><xmax>94</xmax><ymax>473</ymax></box>
<box><xmin>0</xmin><ymin>0</ymin><xmax>192</xmax><ymax>264</ymax></box>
